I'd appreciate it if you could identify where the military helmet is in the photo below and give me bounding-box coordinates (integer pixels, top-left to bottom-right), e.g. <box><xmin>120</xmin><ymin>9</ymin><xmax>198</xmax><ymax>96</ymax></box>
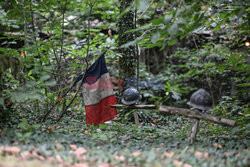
<box><xmin>187</xmin><ymin>88</ymin><xmax>213</xmax><ymax>111</ymax></box>
<box><xmin>122</xmin><ymin>87</ymin><xmax>141</xmax><ymax>105</ymax></box>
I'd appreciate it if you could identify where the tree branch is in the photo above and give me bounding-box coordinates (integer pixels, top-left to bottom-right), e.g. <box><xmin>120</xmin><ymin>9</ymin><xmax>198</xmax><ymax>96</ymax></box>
<box><xmin>159</xmin><ymin>106</ymin><xmax>235</xmax><ymax>126</ymax></box>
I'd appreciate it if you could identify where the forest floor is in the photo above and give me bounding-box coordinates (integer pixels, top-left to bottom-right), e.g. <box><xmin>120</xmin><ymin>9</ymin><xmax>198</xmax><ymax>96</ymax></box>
<box><xmin>0</xmin><ymin>110</ymin><xmax>249</xmax><ymax>167</ymax></box>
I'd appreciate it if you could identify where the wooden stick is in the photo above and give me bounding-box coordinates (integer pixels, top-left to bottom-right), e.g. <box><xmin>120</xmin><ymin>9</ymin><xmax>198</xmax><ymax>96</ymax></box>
<box><xmin>190</xmin><ymin>118</ymin><xmax>200</xmax><ymax>145</ymax></box>
<box><xmin>110</xmin><ymin>104</ymin><xmax>157</xmax><ymax>109</ymax></box>
<box><xmin>133</xmin><ymin>111</ymin><xmax>140</xmax><ymax>126</ymax></box>
<box><xmin>159</xmin><ymin>106</ymin><xmax>235</xmax><ymax>126</ymax></box>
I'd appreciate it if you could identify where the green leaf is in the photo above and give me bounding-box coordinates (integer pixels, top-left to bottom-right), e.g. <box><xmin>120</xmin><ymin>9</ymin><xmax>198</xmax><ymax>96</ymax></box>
<box><xmin>164</xmin><ymin>14</ymin><xmax>173</xmax><ymax>24</ymax></box>
<box><xmin>32</xmin><ymin>124</ymin><xmax>41</xmax><ymax>129</ymax></box>
<box><xmin>143</xmin><ymin>92</ymin><xmax>153</xmax><ymax>97</ymax></box>
<box><xmin>16</xmin><ymin>132</ymin><xmax>23</xmax><ymax>138</ymax></box>
<box><xmin>204</xmin><ymin>63</ymin><xmax>216</xmax><ymax>68</ymax></box>
<box><xmin>236</xmin><ymin>83</ymin><xmax>250</xmax><ymax>87</ymax></box>
<box><xmin>43</xmin><ymin>80</ymin><xmax>57</xmax><ymax>86</ymax></box>
<box><xmin>232</xmin><ymin>127</ymin><xmax>242</xmax><ymax>135</ymax></box>
<box><xmin>172</xmin><ymin>92</ymin><xmax>181</xmax><ymax>100</ymax></box>
<box><xmin>24</xmin><ymin>132</ymin><xmax>32</xmax><ymax>138</ymax></box>
<box><xmin>176</xmin><ymin>17</ymin><xmax>186</xmax><ymax>25</ymax></box>
<box><xmin>25</xmin><ymin>81</ymin><xmax>36</xmax><ymax>88</ymax></box>
<box><xmin>151</xmin><ymin>31</ymin><xmax>160</xmax><ymax>44</ymax></box>
<box><xmin>213</xmin><ymin>23</ymin><xmax>222</xmax><ymax>32</ymax></box>
<box><xmin>168</xmin><ymin>23</ymin><xmax>178</xmax><ymax>36</ymax></box>
<box><xmin>151</xmin><ymin>18</ymin><xmax>164</xmax><ymax>25</ymax></box>
<box><xmin>145</xmin><ymin>41</ymin><xmax>162</xmax><ymax>48</ymax></box>
<box><xmin>19</xmin><ymin>118</ymin><xmax>29</xmax><ymax>129</ymax></box>
<box><xmin>40</xmin><ymin>74</ymin><xmax>50</xmax><ymax>82</ymax></box>
<box><xmin>98</xmin><ymin>134</ymin><xmax>108</xmax><ymax>141</ymax></box>
<box><xmin>138</xmin><ymin>0</ymin><xmax>150</xmax><ymax>12</ymax></box>
<box><xmin>168</xmin><ymin>39</ymin><xmax>176</xmax><ymax>45</ymax></box>
<box><xmin>99</xmin><ymin>124</ymin><xmax>108</xmax><ymax>129</ymax></box>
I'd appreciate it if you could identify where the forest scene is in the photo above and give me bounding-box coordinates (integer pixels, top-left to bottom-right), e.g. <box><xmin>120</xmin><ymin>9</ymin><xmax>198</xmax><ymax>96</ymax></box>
<box><xmin>0</xmin><ymin>0</ymin><xmax>249</xmax><ymax>166</ymax></box>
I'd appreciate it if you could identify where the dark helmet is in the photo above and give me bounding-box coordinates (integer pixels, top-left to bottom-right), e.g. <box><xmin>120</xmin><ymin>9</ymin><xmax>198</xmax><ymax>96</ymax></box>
<box><xmin>187</xmin><ymin>88</ymin><xmax>213</xmax><ymax>111</ymax></box>
<box><xmin>122</xmin><ymin>87</ymin><xmax>141</xmax><ymax>105</ymax></box>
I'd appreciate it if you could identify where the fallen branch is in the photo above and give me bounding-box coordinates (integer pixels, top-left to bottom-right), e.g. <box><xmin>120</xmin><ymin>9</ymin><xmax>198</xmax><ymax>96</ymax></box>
<box><xmin>159</xmin><ymin>106</ymin><xmax>235</xmax><ymax>126</ymax></box>
<box><xmin>110</xmin><ymin>104</ymin><xmax>157</xmax><ymax>110</ymax></box>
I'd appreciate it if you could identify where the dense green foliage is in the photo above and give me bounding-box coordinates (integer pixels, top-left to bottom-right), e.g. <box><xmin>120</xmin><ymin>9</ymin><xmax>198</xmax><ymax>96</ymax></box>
<box><xmin>0</xmin><ymin>0</ymin><xmax>249</xmax><ymax>166</ymax></box>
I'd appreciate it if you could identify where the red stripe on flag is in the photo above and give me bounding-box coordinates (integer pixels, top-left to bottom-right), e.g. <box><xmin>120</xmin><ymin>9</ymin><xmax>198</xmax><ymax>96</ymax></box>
<box><xmin>85</xmin><ymin>95</ymin><xmax>118</xmax><ymax>125</ymax></box>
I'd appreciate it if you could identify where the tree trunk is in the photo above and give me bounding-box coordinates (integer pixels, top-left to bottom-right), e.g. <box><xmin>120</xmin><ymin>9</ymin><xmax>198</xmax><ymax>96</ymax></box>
<box><xmin>118</xmin><ymin>0</ymin><xmax>136</xmax><ymax>88</ymax></box>
<box><xmin>118</xmin><ymin>0</ymin><xmax>139</xmax><ymax>125</ymax></box>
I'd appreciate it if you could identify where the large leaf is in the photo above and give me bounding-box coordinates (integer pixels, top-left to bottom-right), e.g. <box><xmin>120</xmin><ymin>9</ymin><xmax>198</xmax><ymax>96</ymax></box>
<box><xmin>151</xmin><ymin>31</ymin><xmax>160</xmax><ymax>44</ymax></box>
<box><xmin>138</xmin><ymin>0</ymin><xmax>150</xmax><ymax>12</ymax></box>
<box><xmin>164</xmin><ymin>14</ymin><xmax>173</xmax><ymax>24</ymax></box>
<box><xmin>151</xmin><ymin>18</ymin><xmax>164</xmax><ymax>26</ymax></box>
<box><xmin>168</xmin><ymin>23</ymin><xmax>178</xmax><ymax>36</ymax></box>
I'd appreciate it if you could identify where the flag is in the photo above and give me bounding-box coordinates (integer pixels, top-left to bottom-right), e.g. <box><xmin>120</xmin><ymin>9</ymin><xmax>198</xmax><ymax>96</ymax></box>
<box><xmin>82</xmin><ymin>53</ymin><xmax>118</xmax><ymax>125</ymax></box>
